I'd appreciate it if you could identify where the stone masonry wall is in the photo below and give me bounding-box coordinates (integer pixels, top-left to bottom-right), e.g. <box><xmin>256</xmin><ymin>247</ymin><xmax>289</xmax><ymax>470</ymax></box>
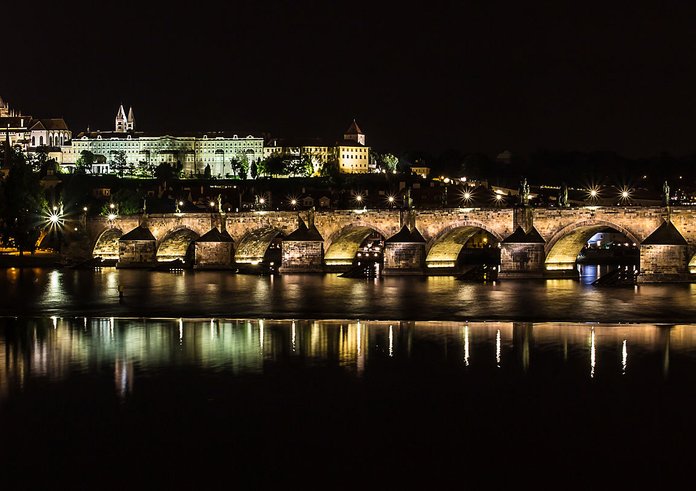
<box><xmin>383</xmin><ymin>243</ymin><xmax>425</xmax><ymax>274</ymax></box>
<box><xmin>281</xmin><ymin>241</ymin><xmax>324</xmax><ymax>272</ymax></box>
<box><xmin>195</xmin><ymin>242</ymin><xmax>233</xmax><ymax>268</ymax></box>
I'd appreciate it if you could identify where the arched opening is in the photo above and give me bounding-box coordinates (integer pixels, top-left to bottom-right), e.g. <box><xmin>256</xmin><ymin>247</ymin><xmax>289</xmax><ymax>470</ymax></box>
<box><xmin>425</xmin><ymin>225</ymin><xmax>501</xmax><ymax>273</ymax></box>
<box><xmin>156</xmin><ymin>228</ymin><xmax>199</xmax><ymax>263</ymax></box>
<box><xmin>545</xmin><ymin>223</ymin><xmax>639</xmax><ymax>283</ymax></box>
<box><xmin>235</xmin><ymin>226</ymin><xmax>285</xmax><ymax>271</ymax></box>
<box><xmin>689</xmin><ymin>254</ymin><xmax>696</xmax><ymax>274</ymax></box>
<box><xmin>93</xmin><ymin>228</ymin><xmax>123</xmax><ymax>260</ymax></box>
<box><xmin>324</xmin><ymin>226</ymin><xmax>386</xmax><ymax>271</ymax></box>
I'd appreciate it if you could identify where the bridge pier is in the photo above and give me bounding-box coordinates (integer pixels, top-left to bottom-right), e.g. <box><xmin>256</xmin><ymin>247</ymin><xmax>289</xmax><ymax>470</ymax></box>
<box><xmin>499</xmin><ymin>227</ymin><xmax>546</xmax><ymax>279</ymax></box>
<box><xmin>280</xmin><ymin>217</ymin><xmax>325</xmax><ymax>273</ymax></box>
<box><xmin>637</xmin><ymin>221</ymin><xmax>691</xmax><ymax>283</ymax></box>
<box><xmin>194</xmin><ymin>227</ymin><xmax>234</xmax><ymax>270</ymax></box>
<box><xmin>383</xmin><ymin>225</ymin><xmax>426</xmax><ymax>275</ymax></box>
<box><xmin>117</xmin><ymin>225</ymin><xmax>157</xmax><ymax>268</ymax></box>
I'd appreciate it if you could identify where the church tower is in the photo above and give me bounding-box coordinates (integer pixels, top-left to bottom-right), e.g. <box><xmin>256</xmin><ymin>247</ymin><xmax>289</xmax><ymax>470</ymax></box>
<box><xmin>344</xmin><ymin>119</ymin><xmax>365</xmax><ymax>145</ymax></box>
<box><xmin>127</xmin><ymin>106</ymin><xmax>135</xmax><ymax>131</ymax></box>
<box><xmin>115</xmin><ymin>104</ymin><xmax>127</xmax><ymax>132</ymax></box>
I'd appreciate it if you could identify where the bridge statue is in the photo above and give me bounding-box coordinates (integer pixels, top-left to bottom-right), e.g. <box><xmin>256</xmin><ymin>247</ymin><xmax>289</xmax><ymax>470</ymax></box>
<box><xmin>663</xmin><ymin>181</ymin><xmax>670</xmax><ymax>206</ymax></box>
<box><xmin>518</xmin><ymin>178</ymin><xmax>530</xmax><ymax>205</ymax></box>
<box><xmin>217</xmin><ymin>194</ymin><xmax>223</xmax><ymax>214</ymax></box>
<box><xmin>558</xmin><ymin>183</ymin><xmax>569</xmax><ymax>207</ymax></box>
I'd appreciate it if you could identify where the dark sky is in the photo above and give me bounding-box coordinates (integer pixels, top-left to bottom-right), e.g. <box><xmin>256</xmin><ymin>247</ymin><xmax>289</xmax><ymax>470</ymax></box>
<box><xmin>4</xmin><ymin>1</ymin><xmax>696</xmax><ymax>158</ymax></box>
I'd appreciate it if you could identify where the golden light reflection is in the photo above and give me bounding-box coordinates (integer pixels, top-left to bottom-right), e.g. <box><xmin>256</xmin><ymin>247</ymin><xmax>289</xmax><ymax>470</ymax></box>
<box><xmin>259</xmin><ymin>319</ymin><xmax>264</xmax><ymax>351</ymax></box>
<box><xmin>291</xmin><ymin>321</ymin><xmax>296</xmax><ymax>352</ymax></box>
<box><xmin>1</xmin><ymin>320</ymin><xmax>694</xmax><ymax>405</ymax></box>
<box><xmin>590</xmin><ymin>328</ymin><xmax>596</xmax><ymax>379</ymax></box>
<box><xmin>496</xmin><ymin>329</ymin><xmax>501</xmax><ymax>367</ymax></box>
<box><xmin>388</xmin><ymin>325</ymin><xmax>394</xmax><ymax>358</ymax></box>
<box><xmin>464</xmin><ymin>325</ymin><xmax>470</xmax><ymax>366</ymax></box>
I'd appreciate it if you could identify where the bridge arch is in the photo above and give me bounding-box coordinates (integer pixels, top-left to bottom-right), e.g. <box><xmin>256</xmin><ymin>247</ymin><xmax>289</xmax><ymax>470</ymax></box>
<box><xmin>235</xmin><ymin>226</ymin><xmax>285</xmax><ymax>264</ymax></box>
<box><xmin>425</xmin><ymin>222</ymin><xmax>503</xmax><ymax>269</ymax></box>
<box><xmin>544</xmin><ymin>220</ymin><xmax>641</xmax><ymax>270</ymax></box>
<box><xmin>93</xmin><ymin>227</ymin><xmax>123</xmax><ymax>260</ymax></box>
<box><xmin>156</xmin><ymin>227</ymin><xmax>199</xmax><ymax>262</ymax></box>
<box><xmin>324</xmin><ymin>224</ymin><xmax>389</xmax><ymax>267</ymax></box>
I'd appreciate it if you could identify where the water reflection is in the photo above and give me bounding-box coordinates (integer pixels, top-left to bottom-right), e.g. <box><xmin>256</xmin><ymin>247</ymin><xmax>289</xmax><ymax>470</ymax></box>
<box><xmin>1</xmin><ymin>318</ymin><xmax>693</xmax><ymax>404</ymax></box>
<box><xmin>4</xmin><ymin>269</ymin><xmax>696</xmax><ymax>323</ymax></box>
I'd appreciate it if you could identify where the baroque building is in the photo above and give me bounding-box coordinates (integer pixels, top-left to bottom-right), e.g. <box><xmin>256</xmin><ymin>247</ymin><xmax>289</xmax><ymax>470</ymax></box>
<box><xmin>61</xmin><ymin>105</ymin><xmax>264</xmax><ymax>176</ymax></box>
<box><xmin>263</xmin><ymin>120</ymin><xmax>371</xmax><ymax>174</ymax></box>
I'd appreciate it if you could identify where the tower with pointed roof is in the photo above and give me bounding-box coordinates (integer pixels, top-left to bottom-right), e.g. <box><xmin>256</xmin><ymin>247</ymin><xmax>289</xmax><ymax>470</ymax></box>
<box><xmin>127</xmin><ymin>106</ymin><xmax>135</xmax><ymax>131</ymax></box>
<box><xmin>115</xmin><ymin>104</ymin><xmax>128</xmax><ymax>132</ymax></box>
<box><xmin>344</xmin><ymin>119</ymin><xmax>365</xmax><ymax>146</ymax></box>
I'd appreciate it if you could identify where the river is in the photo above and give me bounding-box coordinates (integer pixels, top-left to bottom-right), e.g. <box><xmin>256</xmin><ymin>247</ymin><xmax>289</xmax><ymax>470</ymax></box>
<box><xmin>2</xmin><ymin>268</ymin><xmax>696</xmax><ymax>488</ymax></box>
<box><xmin>0</xmin><ymin>265</ymin><xmax>694</xmax><ymax>322</ymax></box>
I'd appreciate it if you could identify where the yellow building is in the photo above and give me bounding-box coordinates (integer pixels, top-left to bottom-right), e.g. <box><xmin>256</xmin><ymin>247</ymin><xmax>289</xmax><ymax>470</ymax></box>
<box><xmin>337</xmin><ymin>120</ymin><xmax>369</xmax><ymax>173</ymax></box>
<box><xmin>263</xmin><ymin>120</ymin><xmax>371</xmax><ymax>175</ymax></box>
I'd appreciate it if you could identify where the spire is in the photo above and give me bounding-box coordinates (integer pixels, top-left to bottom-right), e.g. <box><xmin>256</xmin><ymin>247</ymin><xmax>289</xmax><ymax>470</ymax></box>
<box><xmin>115</xmin><ymin>104</ymin><xmax>127</xmax><ymax>132</ymax></box>
<box><xmin>127</xmin><ymin>106</ymin><xmax>135</xmax><ymax>131</ymax></box>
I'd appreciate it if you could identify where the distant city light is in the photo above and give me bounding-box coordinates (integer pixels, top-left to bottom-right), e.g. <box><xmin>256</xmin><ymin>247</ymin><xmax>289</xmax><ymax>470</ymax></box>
<box><xmin>109</xmin><ymin>203</ymin><xmax>115</xmax><ymax>210</ymax></box>
<box><xmin>209</xmin><ymin>201</ymin><xmax>215</xmax><ymax>208</ymax></box>
<box><xmin>259</xmin><ymin>197</ymin><xmax>266</xmax><ymax>204</ymax></box>
<box><xmin>107</xmin><ymin>213</ymin><xmax>117</xmax><ymax>221</ymax></box>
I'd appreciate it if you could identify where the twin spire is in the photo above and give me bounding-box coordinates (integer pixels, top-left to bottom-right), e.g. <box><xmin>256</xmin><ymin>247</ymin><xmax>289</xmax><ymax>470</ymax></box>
<box><xmin>115</xmin><ymin>104</ymin><xmax>135</xmax><ymax>132</ymax></box>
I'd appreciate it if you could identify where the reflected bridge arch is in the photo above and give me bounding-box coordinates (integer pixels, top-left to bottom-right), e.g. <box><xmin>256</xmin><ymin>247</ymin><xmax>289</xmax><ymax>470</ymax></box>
<box><xmin>156</xmin><ymin>227</ymin><xmax>199</xmax><ymax>262</ymax></box>
<box><xmin>544</xmin><ymin>220</ymin><xmax>641</xmax><ymax>271</ymax></box>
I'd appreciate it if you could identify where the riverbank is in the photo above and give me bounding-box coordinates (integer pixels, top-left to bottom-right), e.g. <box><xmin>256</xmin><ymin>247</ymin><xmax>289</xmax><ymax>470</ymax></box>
<box><xmin>0</xmin><ymin>250</ymin><xmax>65</xmax><ymax>268</ymax></box>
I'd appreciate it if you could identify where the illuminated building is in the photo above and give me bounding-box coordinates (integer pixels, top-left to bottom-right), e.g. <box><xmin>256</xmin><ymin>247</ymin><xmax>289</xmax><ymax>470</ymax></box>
<box><xmin>61</xmin><ymin>105</ymin><xmax>264</xmax><ymax>176</ymax></box>
<box><xmin>0</xmin><ymin>95</ymin><xmax>72</xmax><ymax>159</ymax></box>
<box><xmin>263</xmin><ymin>120</ymin><xmax>371</xmax><ymax>174</ymax></box>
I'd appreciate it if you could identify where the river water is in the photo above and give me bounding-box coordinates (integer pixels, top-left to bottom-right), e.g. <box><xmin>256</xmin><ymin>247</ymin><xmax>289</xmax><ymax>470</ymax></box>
<box><xmin>2</xmin><ymin>268</ymin><xmax>696</xmax><ymax>488</ymax></box>
<box><xmin>0</xmin><ymin>265</ymin><xmax>694</xmax><ymax>321</ymax></box>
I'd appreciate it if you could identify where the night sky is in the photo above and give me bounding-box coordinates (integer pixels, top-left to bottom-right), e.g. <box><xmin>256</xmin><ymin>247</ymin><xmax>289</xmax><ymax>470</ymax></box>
<box><xmin>4</xmin><ymin>1</ymin><xmax>696</xmax><ymax>158</ymax></box>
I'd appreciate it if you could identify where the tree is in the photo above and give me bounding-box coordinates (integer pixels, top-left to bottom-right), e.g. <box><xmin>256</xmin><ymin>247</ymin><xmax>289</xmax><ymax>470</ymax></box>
<box><xmin>30</xmin><ymin>147</ymin><xmax>50</xmax><ymax>172</ymax></box>
<box><xmin>111</xmin><ymin>150</ymin><xmax>128</xmax><ymax>177</ymax></box>
<box><xmin>250</xmin><ymin>161</ymin><xmax>257</xmax><ymax>180</ymax></box>
<box><xmin>263</xmin><ymin>154</ymin><xmax>287</xmax><ymax>177</ymax></box>
<box><xmin>0</xmin><ymin>150</ymin><xmax>46</xmax><ymax>255</ymax></box>
<box><xmin>75</xmin><ymin>150</ymin><xmax>95</xmax><ymax>174</ymax></box>
<box><xmin>108</xmin><ymin>188</ymin><xmax>142</xmax><ymax>215</ymax></box>
<box><xmin>154</xmin><ymin>162</ymin><xmax>176</xmax><ymax>182</ymax></box>
<box><xmin>320</xmin><ymin>156</ymin><xmax>341</xmax><ymax>180</ymax></box>
<box><xmin>381</xmin><ymin>153</ymin><xmax>398</xmax><ymax>173</ymax></box>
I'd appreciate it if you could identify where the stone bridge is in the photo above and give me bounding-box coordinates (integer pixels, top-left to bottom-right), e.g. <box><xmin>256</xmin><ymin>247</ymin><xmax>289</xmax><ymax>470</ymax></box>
<box><xmin>80</xmin><ymin>206</ymin><xmax>696</xmax><ymax>282</ymax></box>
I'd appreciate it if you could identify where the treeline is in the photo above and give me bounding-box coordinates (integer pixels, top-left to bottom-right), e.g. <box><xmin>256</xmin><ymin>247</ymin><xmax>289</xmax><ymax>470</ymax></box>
<box><xmin>387</xmin><ymin>149</ymin><xmax>696</xmax><ymax>190</ymax></box>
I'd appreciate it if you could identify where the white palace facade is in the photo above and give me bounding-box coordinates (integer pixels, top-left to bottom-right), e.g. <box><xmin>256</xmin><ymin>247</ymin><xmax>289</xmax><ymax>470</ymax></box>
<box><xmin>61</xmin><ymin>105</ymin><xmax>264</xmax><ymax>176</ymax></box>
<box><xmin>3</xmin><ymin>96</ymin><xmax>371</xmax><ymax>176</ymax></box>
